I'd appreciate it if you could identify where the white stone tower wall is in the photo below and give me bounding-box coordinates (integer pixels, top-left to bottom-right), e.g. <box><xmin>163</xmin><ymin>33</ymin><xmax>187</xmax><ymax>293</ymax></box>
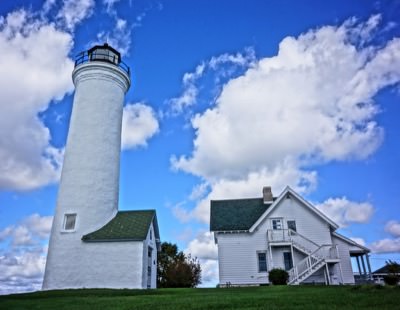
<box><xmin>42</xmin><ymin>61</ymin><xmax>130</xmax><ymax>289</ymax></box>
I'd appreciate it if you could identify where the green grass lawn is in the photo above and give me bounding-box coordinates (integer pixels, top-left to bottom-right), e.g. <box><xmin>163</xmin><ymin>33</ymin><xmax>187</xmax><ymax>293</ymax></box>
<box><xmin>1</xmin><ymin>285</ymin><xmax>399</xmax><ymax>310</ymax></box>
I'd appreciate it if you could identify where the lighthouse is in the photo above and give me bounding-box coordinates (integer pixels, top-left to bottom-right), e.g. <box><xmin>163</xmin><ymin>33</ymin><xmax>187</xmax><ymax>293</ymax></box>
<box><xmin>43</xmin><ymin>44</ymin><xmax>160</xmax><ymax>290</ymax></box>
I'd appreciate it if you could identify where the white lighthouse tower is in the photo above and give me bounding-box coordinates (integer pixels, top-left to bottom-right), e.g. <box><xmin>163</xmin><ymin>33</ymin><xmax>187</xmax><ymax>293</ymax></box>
<box><xmin>42</xmin><ymin>44</ymin><xmax>159</xmax><ymax>290</ymax></box>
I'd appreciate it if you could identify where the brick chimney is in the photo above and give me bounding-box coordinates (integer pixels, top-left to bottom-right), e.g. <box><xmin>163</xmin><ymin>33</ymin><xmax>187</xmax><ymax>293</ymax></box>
<box><xmin>263</xmin><ymin>186</ymin><xmax>273</xmax><ymax>203</ymax></box>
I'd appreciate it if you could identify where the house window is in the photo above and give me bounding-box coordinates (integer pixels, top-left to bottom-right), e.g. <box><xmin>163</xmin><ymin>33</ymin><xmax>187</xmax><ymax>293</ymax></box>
<box><xmin>63</xmin><ymin>214</ymin><xmax>76</xmax><ymax>231</ymax></box>
<box><xmin>258</xmin><ymin>252</ymin><xmax>268</xmax><ymax>272</ymax></box>
<box><xmin>150</xmin><ymin>229</ymin><xmax>152</xmax><ymax>240</ymax></box>
<box><xmin>287</xmin><ymin>220</ymin><xmax>297</xmax><ymax>232</ymax></box>
<box><xmin>272</xmin><ymin>219</ymin><xmax>282</xmax><ymax>230</ymax></box>
<box><xmin>283</xmin><ymin>252</ymin><xmax>293</xmax><ymax>271</ymax></box>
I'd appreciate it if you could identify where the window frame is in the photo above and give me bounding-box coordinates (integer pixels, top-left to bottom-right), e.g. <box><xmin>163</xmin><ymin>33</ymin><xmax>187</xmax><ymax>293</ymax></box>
<box><xmin>63</xmin><ymin>213</ymin><xmax>77</xmax><ymax>231</ymax></box>
<box><xmin>257</xmin><ymin>252</ymin><xmax>268</xmax><ymax>272</ymax></box>
<box><xmin>271</xmin><ymin>218</ymin><xmax>283</xmax><ymax>230</ymax></box>
<box><xmin>287</xmin><ymin>220</ymin><xmax>297</xmax><ymax>232</ymax></box>
<box><xmin>283</xmin><ymin>252</ymin><xmax>293</xmax><ymax>271</ymax></box>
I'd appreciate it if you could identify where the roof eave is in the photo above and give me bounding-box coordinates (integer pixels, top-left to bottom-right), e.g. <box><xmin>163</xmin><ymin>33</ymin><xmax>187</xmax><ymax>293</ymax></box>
<box><xmin>332</xmin><ymin>232</ymin><xmax>370</xmax><ymax>252</ymax></box>
<box><xmin>81</xmin><ymin>237</ymin><xmax>145</xmax><ymax>243</ymax></box>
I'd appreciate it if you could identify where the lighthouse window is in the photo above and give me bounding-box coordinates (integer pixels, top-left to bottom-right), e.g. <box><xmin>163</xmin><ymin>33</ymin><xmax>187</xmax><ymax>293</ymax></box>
<box><xmin>64</xmin><ymin>214</ymin><xmax>76</xmax><ymax>231</ymax></box>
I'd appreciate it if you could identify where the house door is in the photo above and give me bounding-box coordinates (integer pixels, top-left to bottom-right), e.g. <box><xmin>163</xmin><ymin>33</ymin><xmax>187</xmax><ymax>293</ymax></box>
<box><xmin>283</xmin><ymin>252</ymin><xmax>293</xmax><ymax>270</ymax></box>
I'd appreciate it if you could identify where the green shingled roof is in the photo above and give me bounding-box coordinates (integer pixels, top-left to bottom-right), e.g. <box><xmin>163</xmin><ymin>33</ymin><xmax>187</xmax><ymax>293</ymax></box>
<box><xmin>210</xmin><ymin>198</ymin><xmax>272</xmax><ymax>231</ymax></box>
<box><xmin>82</xmin><ymin>210</ymin><xmax>158</xmax><ymax>242</ymax></box>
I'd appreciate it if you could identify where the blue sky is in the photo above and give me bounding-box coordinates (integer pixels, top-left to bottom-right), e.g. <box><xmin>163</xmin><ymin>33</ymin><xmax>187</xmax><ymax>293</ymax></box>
<box><xmin>0</xmin><ymin>0</ymin><xmax>400</xmax><ymax>293</ymax></box>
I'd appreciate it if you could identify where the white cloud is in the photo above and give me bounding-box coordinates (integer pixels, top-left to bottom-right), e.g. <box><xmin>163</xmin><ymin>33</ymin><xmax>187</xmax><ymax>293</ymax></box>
<box><xmin>0</xmin><ymin>213</ymin><xmax>52</xmax><ymax>294</ymax></box>
<box><xmin>174</xmin><ymin>162</ymin><xmax>317</xmax><ymax>224</ymax></box>
<box><xmin>198</xmin><ymin>259</ymin><xmax>219</xmax><ymax>287</ymax></box>
<box><xmin>170</xmin><ymin>16</ymin><xmax>399</xmax><ymax>224</ymax></box>
<box><xmin>121</xmin><ymin>103</ymin><xmax>159</xmax><ymax>149</ymax></box>
<box><xmin>0</xmin><ymin>213</ymin><xmax>53</xmax><ymax>247</ymax></box>
<box><xmin>57</xmin><ymin>0</ymin><xmax>95</xmax><ymax>31</ymax></box>
<box><xmin>185</xmin><ymin>231</ymin><xmax>218</xmax><ymax>260</ymax></box>
<box><xmin>95</xmin><ymin>16</ymin><xmax>132</xmax><ymax>56</ymax></box>
<box><xmin>0</xmin><ymin>8</ymin><xmax>74</xmax><ymax>191</ymax></box>
<box><xmin>369</xmin><ymin>220</ymin><xmax>400</xmax><ymax>254</ymax></box>
<box><xmin>385</xmin><ymin>220</ymin><xmax>400</xmax><ymax>237</ymax></box>
<box><xmin>173</xmin><ymin>17</ymin><xmax>400</xmax><ymax>181</ymax></box>
<box><xmin>103</xmin><ymin>0</ymin><xmax>121</xmax><ymax>15</ymax></box>
<box><xmin>315</xmin><ymin>197</ymin><xmax>374</xmax><ymax>228</ymax></box>
<box><xmin>189</xmin><ymin>182</ymin><xmax>209</xmax><ymax>201</ymax></box>
<box><xmin>370</xmin><ymin>238</ymin><xmax>400</xmax><ymax>253</ymax></box>
<box><xmin>168</xmin><ymin>49</ymin><xmax>256</xmax><ymax>114</ymax></box>
<box><xmin>184</xmin><ymin>231</ymin><xmax>219</xmax><ymax>287</ymax></box>
<box><xmin>350</xmin><ymin>237</ymin><xmax>366</xmax><ymax>246</ymax></box>
<box><xmin>0</xmin><ymin>247</ymin><xmax>47</xmax><ymax>295</ymax></box>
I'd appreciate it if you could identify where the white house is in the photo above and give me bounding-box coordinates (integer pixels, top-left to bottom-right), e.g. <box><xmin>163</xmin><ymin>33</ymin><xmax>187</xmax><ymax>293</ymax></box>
<box><xmin>43</xmin><ymin>44</ymin><xmax>160</xmax><ymax>290</ymax></box>
<box><xmin>210</xmin><ymin>186</ymin><xmax>371</xmax><ymax>286</ymax></box>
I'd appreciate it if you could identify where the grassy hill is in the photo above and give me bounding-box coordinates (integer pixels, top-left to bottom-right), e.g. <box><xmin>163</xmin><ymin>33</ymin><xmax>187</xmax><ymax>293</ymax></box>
<box><xmin>1</xmin><ymin>285</ymin><xmax>399</xmax><ymax>310</ymax></box>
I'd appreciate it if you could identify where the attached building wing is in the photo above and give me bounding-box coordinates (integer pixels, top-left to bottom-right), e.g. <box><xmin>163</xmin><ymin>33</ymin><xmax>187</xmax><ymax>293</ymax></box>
<box><xmin>82</xmin><ymin>210</ymin><xmax>160</xmax><ymax>243</ymax></box>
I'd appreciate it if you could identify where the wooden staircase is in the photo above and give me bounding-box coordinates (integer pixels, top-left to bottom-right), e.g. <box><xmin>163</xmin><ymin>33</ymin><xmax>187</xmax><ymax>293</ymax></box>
<box><xmin>267</xmin><ymin>229</ymin><xmax>339</xmax><ymax>285</ymax></box>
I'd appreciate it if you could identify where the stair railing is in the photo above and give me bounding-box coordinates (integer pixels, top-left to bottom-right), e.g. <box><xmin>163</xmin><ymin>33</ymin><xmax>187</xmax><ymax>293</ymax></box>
<box><xmin>288</xmin><ymin>244</ymin><xmax>339</xmax><ymax>284</ymax></box>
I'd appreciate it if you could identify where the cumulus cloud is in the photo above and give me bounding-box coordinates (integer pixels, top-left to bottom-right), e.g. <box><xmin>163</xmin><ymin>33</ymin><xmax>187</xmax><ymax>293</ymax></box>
<box><xmin>103</xmin><ymin>0</ymin><xmax>121</xmax><ymax>15</ymax></box>
<box><xmin>98</xmin><ymin>1</ymin><xmax>162</xmax><ymax>55</ymax></box>
<box><xmin>0</xmin><ymin>213</ymin><xmax>53</xmax><ymax>247</ymax></box>
<box><xmin>0</xmin><ymin>8</ymin><xmax>74</xmax><ymax>191</ymax></box>
<box><xmin>121</xmin><ymin>103</ymin><xmax>159</xmax><ymax>149</ymax></box>
<box><xmin>184</xmin><ymin>231</ymin><xmax>219</xmax><ymax>287</ymax></box>
<box><xmin>385</xmin><ymin>220</ymin><xmax>400</xmax><ymax>237</ymax></box>
<box><xmin>95</xmin><ymin>17</ymin><xmax>132</xmax><ymax>56</ymax></box>
<box><xmin>350</xmin><ymin>237</ymin><xmax>366</xmax><ymax>247</ymax></box>
<box><xmin>0</xmin><ymin>247</ymin><xmax>47</xmax><ymax>295</ymax></box>
<box><xmin>199</xmin><ymin>259</ymin><xmax>219</xmax><ymax>286</ymax></box>
<box><xmin>171</xmin><ymin>15</ymin><xmax>400</xmax><ymax>224</ymax></box>
<box><xmin>0</xmin><ymin>214</ymin><xmax>52</xmax><ymax>294</ymax></box>
<box><xmin>57</xmin><ymin>0</ymin><xmax>95</xmax><ymax>31</ymax></box>
<box><xmin>369</xmin><ymin>220</ymin><xmax>400</xmax><ymax>254</ymax></box>
<box><xmin>168</xmin><ymin>48</ymin><xmax>256</xmax><ymax>114</ymax></box>
<box><xmin>185</xmin><ymin>231</ymin><xmax>218</xmax><ymax>260</ymax></box>
<box><xmin>315</xmin><ymin>197</ymin><xmax>374</xmax><ymax>228</ymax></box>
<box><xmin>370</xmin><ymin>238</ymin><xmax>400</xmax><ymax>254</ymax></box>
<box><xmin>174</xmin><ymin>162</ymin><xmax>317</xmax><ymax>224</ymax></box>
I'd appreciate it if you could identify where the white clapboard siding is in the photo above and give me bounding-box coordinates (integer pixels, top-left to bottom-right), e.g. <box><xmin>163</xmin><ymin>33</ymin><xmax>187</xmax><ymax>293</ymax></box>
<box><xmin>217</xmin><ymin>230</ymin><xmax>269</xmax><ymax>285</ymax></box>
<box><xmin>267</xmin><ymin>197</ymin><xmax>333</xmax><ymax>245</ymax></box>
<box><xmin>332</xmin><ymin>235</ymin><xmax>355</xmax><ymax>284</ymax></box>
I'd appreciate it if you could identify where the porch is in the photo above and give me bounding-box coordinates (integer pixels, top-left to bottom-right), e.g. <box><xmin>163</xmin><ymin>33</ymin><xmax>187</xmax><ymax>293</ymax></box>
<box><xmin>266</xmin><ymin>229</ymin><xmax>340</xmax><ymax>285</ymax></box>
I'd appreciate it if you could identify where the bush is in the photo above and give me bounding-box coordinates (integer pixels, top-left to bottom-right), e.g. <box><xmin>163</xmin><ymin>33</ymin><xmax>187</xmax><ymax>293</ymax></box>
<box><xmin>268</xmin><ymin>268</ymin><xmax>289</xmax><ymax>285</ymax></box>
<box><xmin>383</xmin><ymin>260</ymin><xmax>400</xmax><ymax>286</ymax></box>
<box><xmin>383</xmin><ymin>275</ymin><xmax>399</xmax><ymax>286</ymax></box>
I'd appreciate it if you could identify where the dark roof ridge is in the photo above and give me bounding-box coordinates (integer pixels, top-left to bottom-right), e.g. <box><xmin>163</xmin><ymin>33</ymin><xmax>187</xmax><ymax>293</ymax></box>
<box><xmin>118</xmin><ymin>209</ymin><xmax>155</xmax><ymax>213</ymax></box>
<box><xmin>211</xmin><ymin>197</ymin><xmax>263</xmax><ymax>202</ymax></box>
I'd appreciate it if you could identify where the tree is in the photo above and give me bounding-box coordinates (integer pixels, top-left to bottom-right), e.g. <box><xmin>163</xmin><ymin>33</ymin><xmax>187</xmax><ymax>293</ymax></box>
<box><xmin>383</xmin><ymin>260</ymin><xmax>400</xmax><ymax>286</ymax></box>
<box><xmin>157</xmin><ymin>242</ymin><xmax>202</xmax><ymax>288</ymax></box>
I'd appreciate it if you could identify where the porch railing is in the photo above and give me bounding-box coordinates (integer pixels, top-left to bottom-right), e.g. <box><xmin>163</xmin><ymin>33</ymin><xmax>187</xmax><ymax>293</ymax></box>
<box><xmin>267</xmin><ymin>229</ymin><xmax>320</xmax><ymax>254</ymax></box>
<box><xmin>288</xmin><ymin>244</ymin><xmax>339</xmax><ymax>284</ymax></box>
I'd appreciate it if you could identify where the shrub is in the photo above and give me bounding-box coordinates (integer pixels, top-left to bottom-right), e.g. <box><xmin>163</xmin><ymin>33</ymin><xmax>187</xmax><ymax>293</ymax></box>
<box><xmin>383</xmin><ymin>275</ymin><xmax>399</xmax><ymax>286</ymax></box>
<box><xmin>383</xmin><ymin>260</ymin><xmax>400</xmax><ymax>286</ymax></box>
<box><xmin>268</xmin><ymin>268</ymin><xmax>289</xmax><ymax>285</ymax></box>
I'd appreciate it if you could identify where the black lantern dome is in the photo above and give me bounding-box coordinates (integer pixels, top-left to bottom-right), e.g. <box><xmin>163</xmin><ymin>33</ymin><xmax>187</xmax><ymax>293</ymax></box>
<box><xmin>75</xmin><ymin>43</ymin><xmax>130</xmax><ymax>76</ymax></box>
